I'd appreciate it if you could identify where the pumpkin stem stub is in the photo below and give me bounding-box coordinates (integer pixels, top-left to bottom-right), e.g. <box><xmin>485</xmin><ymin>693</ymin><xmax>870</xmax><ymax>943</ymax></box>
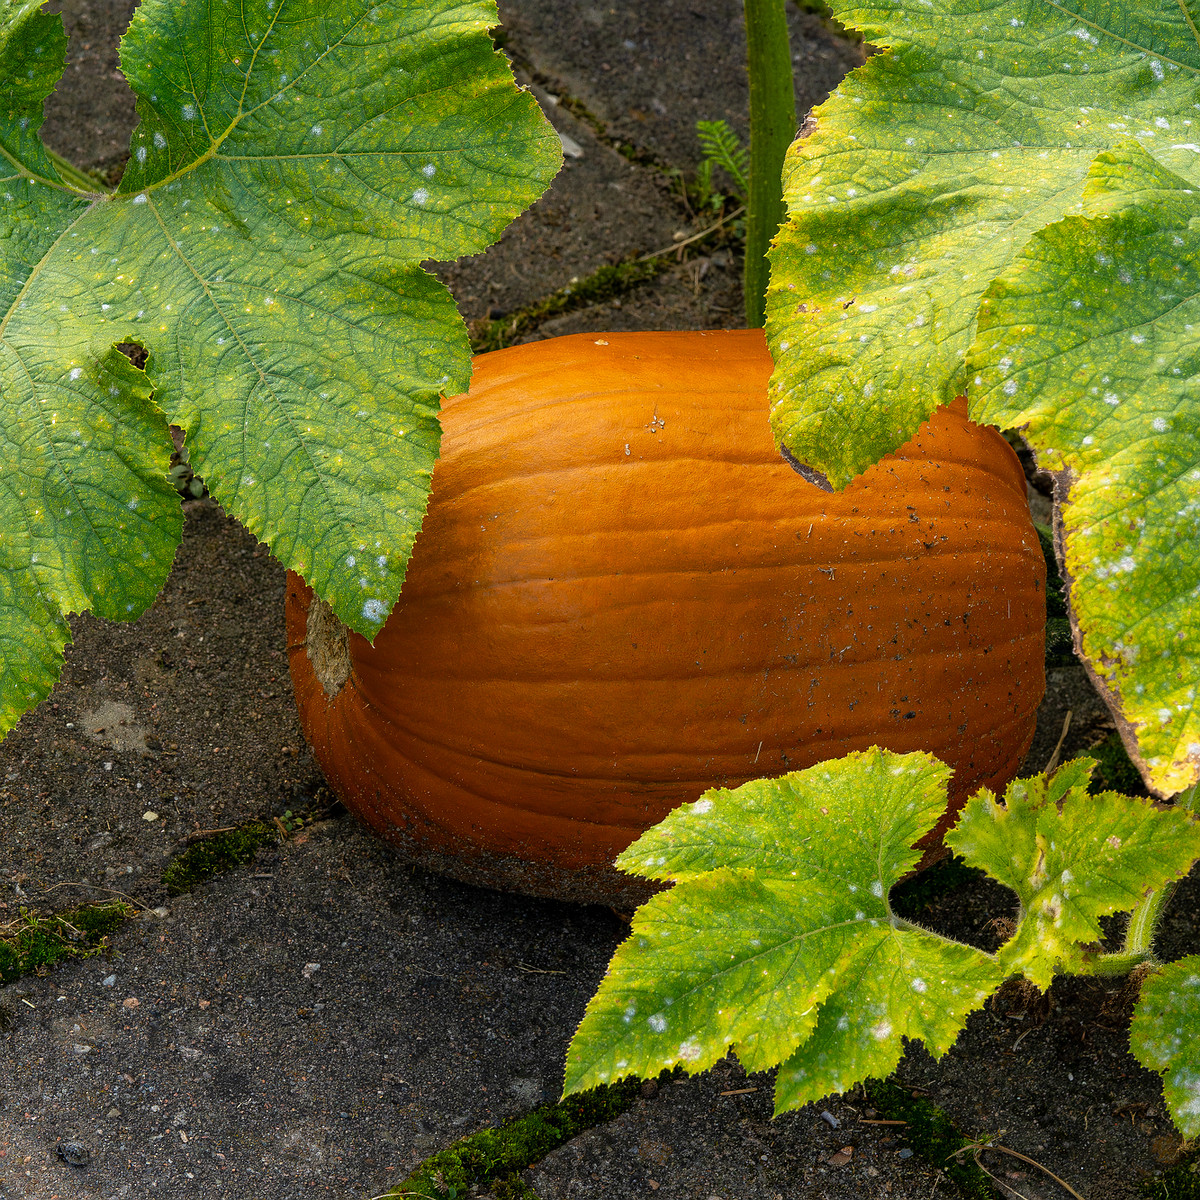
<box><xmin>306</xmin><ymin>596</ymin><xmax>352</xmax><ymax>700</ymax></box>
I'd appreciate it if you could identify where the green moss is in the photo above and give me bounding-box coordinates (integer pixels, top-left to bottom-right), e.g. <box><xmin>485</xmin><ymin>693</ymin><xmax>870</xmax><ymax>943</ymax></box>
<box><xmin>1034</xmin><ymin>523</ymin><xmax>1075</xmax><ymax>669</ymax></box>
<box><xmin>67</xmin><ymin>902</ymin><xmax>129</xmax><ymax>939</ymax></box>
<box><xmin>162</xmin><ymin>822</ymin><xmax>277</xmax><ymax>896</ymax></box>
<box><xmin>380</xmin><ymin>1079</ymin><xmax>643</xmax><ymax>1199</ymax></box>
<box><xmin>1088</xmin><ymin>731</ymin><xmax>1148</xmax><ymax>797</ymax></box>
<box><xmin>865</xmin><ymin>1079</ymin><xmax>993</xmax><ymax>1198</ymax></box>
<box><xmin>470</xmin><ymin>259</ymin><xmax>670</xmax><ymax>354</ymax></box>
<box><xmin>0</xmin><ymin>901</ymin><xmax>133</xmax><ymax>986</ymax></box>
<box><xmin>1141</xmin><ymin>1149</ymin><xmax>1200</xmax><ymax>1198</ymax></box>
<box><xmin>890</xmin><ymin>854</ymin><xmax>985</xmax><ymax>922</ymax></box>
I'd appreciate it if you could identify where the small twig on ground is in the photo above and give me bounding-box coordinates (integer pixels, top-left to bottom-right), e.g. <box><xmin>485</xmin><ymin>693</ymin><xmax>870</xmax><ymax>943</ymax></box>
<box><xmin>637</xmin><ymin>205</ymin><xmax>746</xmax><ymax>262</ymax></box>
<box><xmin>183</xmin><ymin>825</ymin><xmax>238</xmax><ymax>843</ymax></box>
<box><xmin>1044</xmin><ymin>709</ymin><xmax>1073</xmax><ymax>774</ymax></box>
<box><xmin>32</xmin><ymin>881</ymin><xmax>151</xmax><ymax>912</ymax></box>
<box><xmin>950</xmin><ymin>1137</ymin><xmax>1086</xmax><ymax>1200</ymax></box>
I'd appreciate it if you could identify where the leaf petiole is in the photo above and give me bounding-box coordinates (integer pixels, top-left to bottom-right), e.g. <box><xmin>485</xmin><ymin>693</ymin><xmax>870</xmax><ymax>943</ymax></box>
<box><xmin>1077</xmin><ymin>950</ymin><xmax>1154</xmax><ymax>978</ymax></box>
<box><xmin>1122</xmin><ymin>882</ymin><xmax>1176</xmax><ymax>958</ymax></box>
<box><xmin>45</xmin><ymin>147</ymin><xmax>108</xmax><ymax>195</ymax></box>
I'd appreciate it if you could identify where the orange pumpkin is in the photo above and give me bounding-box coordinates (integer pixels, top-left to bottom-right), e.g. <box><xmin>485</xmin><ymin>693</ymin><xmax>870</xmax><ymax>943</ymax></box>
<box><xmin>286</xmin><ymin>330</ymin><xmax>1045</xmax><ymax>905</ymax></box>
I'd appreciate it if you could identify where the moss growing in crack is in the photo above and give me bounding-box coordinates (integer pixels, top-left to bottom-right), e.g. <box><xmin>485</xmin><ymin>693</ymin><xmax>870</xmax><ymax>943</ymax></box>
<box><xmin>162</xmin><ymin>822</ymin><xmax>277</xmax><ymax>896</ymax></box>
<box><xmin>864</xmin><ymin>1079</ymin><xmax>992</xmax><ymax>1198</ymax></box>
<box><xmin>381</xmin><ymin>1079</ymin><xmax>643</xmax><ymax>1199</ymax></box>
<box><xmin>1088</xmin><ymin>731</ymin><xmax>1148</xmax><ymax>797</ymax></box>
<box><xmin>1141</xmin><ymin>1149</ymin><xmax>1200</xmax><ymax>1198</ymax></box>
<box><xmin>0</xmin><ymin>901</ymin><xmax>133</xmax><ymax>986</ymax></box>
<box><xmin>1034</xmin><ymin>522</ymin><xmax>1075</xmax><ymax>670</ymax></box>
<box><xmin>470</xmin><ymin>259</ymin><xmax>669</xmax><ymax>353</ymax></box>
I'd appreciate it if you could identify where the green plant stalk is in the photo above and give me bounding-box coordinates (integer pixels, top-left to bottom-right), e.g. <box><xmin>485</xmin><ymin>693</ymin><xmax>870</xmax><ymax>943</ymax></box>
<box><xmin>1076</xmin><ymin>883</ymin><xmax>1176</xmax><ymax>977</ymax></box>
<box><xmin>1124</xmin><ymin>883</ymin><xmax>1175</xmax><ymax>958</ymax></box>
<box><xmin>743</xmin><ymin>0</ymin><xmax>796</xmax><ymax>327</ymax></box>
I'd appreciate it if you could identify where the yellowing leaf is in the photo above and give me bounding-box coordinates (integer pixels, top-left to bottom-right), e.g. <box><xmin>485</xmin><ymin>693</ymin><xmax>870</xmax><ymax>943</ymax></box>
<box><xmin>566</xmin><ymin>749</ymin><xmax>1002</xmax><ymax>1114</ymax></box>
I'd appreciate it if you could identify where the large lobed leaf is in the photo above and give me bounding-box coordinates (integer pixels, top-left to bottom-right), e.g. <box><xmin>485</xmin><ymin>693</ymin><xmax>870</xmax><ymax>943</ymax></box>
<box><xmin>765</xmin><ymin>0</ymin><xmax>1200</xmax><ymax>795</ymax></box>
<box><xmin>767</xmin><ymin>0</ymin><xmax>1200</xmax><ymax>486</ymax></box>
<box><xmin>0</xmin><ymin>0</ymin><xmax>560</xmax><ymax>736</ymax></box>
<box><xmin>973</xmin><ymin>143</ymin><xmax>1200</xmax><ymax>795</ymax></box>
<box><xmin>564</xmin><ymin>748</ymin><xmax>1003</xmax><ymax>1114</ymax></box>
<box><xmin>947</xmin><ymin>758</ymin><xmax>1200</xmax><ymax>988</ymax></box>
<box><xmin>1131</xmin><ymin>956</ymin><xmax>1200</xmax><ymax>1138</ymax></box>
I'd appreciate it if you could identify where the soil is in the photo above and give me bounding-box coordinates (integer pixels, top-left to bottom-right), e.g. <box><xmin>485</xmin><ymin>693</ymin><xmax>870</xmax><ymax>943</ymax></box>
<box><xmin>0</xmin><ymin>2</ymin><xmax>1192</xmax><ymax>1198</ymax></box>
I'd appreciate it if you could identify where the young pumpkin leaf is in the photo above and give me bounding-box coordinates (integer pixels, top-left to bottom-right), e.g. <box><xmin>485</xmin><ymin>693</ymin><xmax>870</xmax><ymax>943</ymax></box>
<box><xmin>1130</xmin><ymin>956</ymin><xmax>1200</xmax><ymax>1138</ymax></box>
<box><xmin>564</xmin><ymin>748</ymin><xmax>1003</xmax><ymax>1115</ymax></box>
<box><xmin>0</xmin><ymin>0</ymin><xmax>561</xmax><ymax>739</ymax></box>
<box><xmin>946</xmin><ymin>759</ymin><xmax>1200</xmax><ymax>989</ymax></box>
<box><xmin>972</xmin><ymin>144</ymin><xmax>1200</xmax><ymax>796</ymax></box>
<box><xmin>766</xmin><ymin>0</ymin><xmax>1200</xmax><ymax>488</ymax></box>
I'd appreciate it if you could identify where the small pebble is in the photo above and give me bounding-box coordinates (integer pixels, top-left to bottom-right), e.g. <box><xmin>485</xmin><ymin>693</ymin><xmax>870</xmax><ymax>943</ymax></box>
<box><xmin>142</xmin><ymin>811</ymin><xmax>159</xmax><ymax>822</ymax></box>
<box><xmin>898</xmin><ymin>1148</ymin><xmax>914</xmax><ymax>1159</ymax></box>
<box><xmin>56</xmin><ymin>1139</ymin><xmax>90</xmax><ymax>1167</ymax></box>
<box><xmin>557</xmin><ymin>129</ymin><xmax>584</xmax><ymax>159</ymax></box>
<box><xmin>101</xmin><ymin>974</ymin><xmax>117</xmax><ymax>988</ymax></box>
<box><xmin>122</xmin><ymin>997</ymin><xmax>140</xmax><ymax>1009</ymax></box>
<box><xmin>820</xmin><ymin>1109</ymin><xmax>839</xmax><ymax>1129</ymax></box>
<box><xmin>302</xmin><ymin>963</ymin><xmax>321</xmax><ymax>979</ymax></box>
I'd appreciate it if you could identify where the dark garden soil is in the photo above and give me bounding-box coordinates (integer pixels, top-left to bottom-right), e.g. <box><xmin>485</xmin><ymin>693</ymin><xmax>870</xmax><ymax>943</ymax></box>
<box><xmin>0</xmin><ymin>2</ymin><xmax>1193</xmax><ymax>1198</ymax></box>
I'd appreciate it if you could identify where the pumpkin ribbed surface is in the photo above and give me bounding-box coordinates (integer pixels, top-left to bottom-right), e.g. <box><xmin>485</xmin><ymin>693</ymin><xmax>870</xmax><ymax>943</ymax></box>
<box><xmin>286</xmin><ymin>330</ymin><xmax>1045</xmax><ymax>905</ymax></box>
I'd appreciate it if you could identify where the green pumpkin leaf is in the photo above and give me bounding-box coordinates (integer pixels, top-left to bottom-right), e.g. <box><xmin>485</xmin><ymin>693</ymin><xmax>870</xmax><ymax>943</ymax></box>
<box><xmin>616</xmin><ymin>746</ymin><xmax>949</xmax><ymax>884</ymax></box>
<box><xmin>566</xmin><ymin>748</ymin><xmax>1002</xmax><ymax>1114</ymax></box>
<box><xmin>1</xmin><ymin>0</ymin><xmax>71</xmax><ymax>181</ymax></box>
<box><xmin>972</xmin><ymin>143</ymin><xmax>1200</xmax><ymax>795</ymax></box>
<box><xmin>766</xmin><ymin>0</ymin><xmax>1200</xmax><ymax>487</ymax></box>
<box><xmin>946</xmin><ymin>759</ymin><xmax>1200</xmax><ymax>989</ymax></box>
<box><xmin>0</xmin><ymin>0</ymin><xmax>560</xmax><ymax>739</ymax></box>
<box><xmin>1130</xmin><ymin>956</ymin><xmax>1200</xmax><ymax>1138</ymax></box>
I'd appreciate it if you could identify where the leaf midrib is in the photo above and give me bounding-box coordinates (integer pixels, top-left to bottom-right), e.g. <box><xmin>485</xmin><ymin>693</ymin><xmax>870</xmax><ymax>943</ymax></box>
<box><xmin>132</xmin><ymin>0</ymin><xmax>370</xmax><ymax>195</ymax></box>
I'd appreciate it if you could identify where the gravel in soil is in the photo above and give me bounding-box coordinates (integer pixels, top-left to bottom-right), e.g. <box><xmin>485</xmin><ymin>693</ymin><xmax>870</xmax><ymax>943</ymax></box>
<box><xmin>5</xmin><ymin>1</ymin><xmax>1196</xmax><ymax>1198</ymax></box>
